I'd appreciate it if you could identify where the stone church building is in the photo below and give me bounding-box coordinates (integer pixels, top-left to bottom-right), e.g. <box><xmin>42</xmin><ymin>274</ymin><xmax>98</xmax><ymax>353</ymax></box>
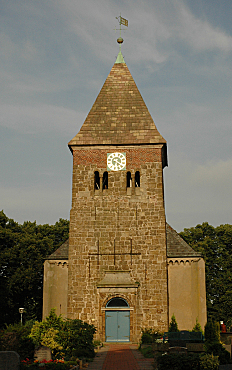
<box><xmin>43</xmin><ymin>47</ymin><xmax>207</xmax><ymax>343</ymax></box>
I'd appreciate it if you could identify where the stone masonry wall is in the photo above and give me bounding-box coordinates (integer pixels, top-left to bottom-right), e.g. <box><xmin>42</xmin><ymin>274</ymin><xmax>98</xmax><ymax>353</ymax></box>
<box><xmin>67</xmin><ymin>145</ymin><xmax>168</xmax><ymax>342</ymax></box>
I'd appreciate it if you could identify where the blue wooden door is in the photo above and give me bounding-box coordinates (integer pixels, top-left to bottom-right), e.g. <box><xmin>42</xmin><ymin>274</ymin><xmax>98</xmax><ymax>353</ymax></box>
<box><xmin>105</xmin><ymin>311</ymin><xmax>130</xmax><ymax>342</ymax></box>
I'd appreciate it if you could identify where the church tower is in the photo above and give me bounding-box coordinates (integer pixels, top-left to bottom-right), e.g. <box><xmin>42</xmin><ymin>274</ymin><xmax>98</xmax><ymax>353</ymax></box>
<box><xmin>43</xmin><ymin>24</ymin><xmax>207</xmax><ymax>339</ymax></box>
<box><xmin>67</xmin><ymin>37</ymin><xmax>169</xmax><ymax>342</ymax></box>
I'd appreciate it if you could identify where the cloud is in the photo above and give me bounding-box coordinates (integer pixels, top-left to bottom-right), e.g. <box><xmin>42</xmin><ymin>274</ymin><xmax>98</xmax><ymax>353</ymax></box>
<box><xmin>0</xmin><ymin>104</ymin><xmax>85</xmax><ymax>135</ymax></box>
<box><xmin>177</xmin><ymin>3</ymin><xmax>232</xmax><ymax>53</ymax></box>
<box><xmin>164</xmin><ymin>155</ymin><xmax>232</xmax><ymax>231</ymax></box>
<box><xmin>55</xmin><ymin>0</ymin><xmax>232</xmax><ymax>67</ymax></box>
<box><xmin>1</xmin><ymin>184</ymin><xmax>71</xmax><ymax>225</ymax></box>
<box><xmin>191</xmin><ymin>159</ymin><xmax>232</xmax><ymax>190</ymax></box>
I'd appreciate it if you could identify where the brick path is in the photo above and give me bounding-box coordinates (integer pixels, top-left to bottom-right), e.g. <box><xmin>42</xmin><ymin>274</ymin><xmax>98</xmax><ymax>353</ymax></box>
<box><xmin>87</xmin><ymin>344</ymin><xmax>154</xmax><ymax>370</ymax></box>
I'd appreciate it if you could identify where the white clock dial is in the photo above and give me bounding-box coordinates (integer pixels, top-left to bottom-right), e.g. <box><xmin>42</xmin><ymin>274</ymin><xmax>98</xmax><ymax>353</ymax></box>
<box><xmin>107</xmin><ymin>152</ymin><xmax>126</xmax><ymax>171</ymax></box>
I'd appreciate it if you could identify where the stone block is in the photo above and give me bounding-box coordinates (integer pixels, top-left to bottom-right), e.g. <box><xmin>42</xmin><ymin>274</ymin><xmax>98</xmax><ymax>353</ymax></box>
<box><xmin>34</xmin><ymin>346</ymin><xmax>52</xmax><ymax>362</ymax></box>
<box><xmin>0</xmin><ymin>351</ymin><xmax>20</xmax><ymax>370</ymax></box>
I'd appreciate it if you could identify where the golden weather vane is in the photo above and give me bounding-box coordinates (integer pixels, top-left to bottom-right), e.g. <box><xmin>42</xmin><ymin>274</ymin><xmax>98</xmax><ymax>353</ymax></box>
<box><xmin>114</xmin><ymin>14</ymin><xmax>128</xmax><ymax>49</ymax></box>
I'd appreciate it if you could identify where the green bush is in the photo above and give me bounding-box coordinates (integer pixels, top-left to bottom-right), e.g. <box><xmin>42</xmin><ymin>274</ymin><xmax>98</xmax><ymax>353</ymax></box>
<box><xmin>199</xmin><ymin>353</ymin><xmax>219</xmax><ymax>370</ymax></box>
<box><xmin>192</xmin><ymin>319</ymin><xmax>204</xmax><ymax>334</ymax></box>
<box><xmin>156</xmin><ymin>353</ymin><xmax>219</xmax><ymax>370</ymax></box>
<box><xmin>204</xmin><ymin>320</ymin><xmax>230</xmax><ymax>364</ymax></box>
<box><xmin>156</xmin><ymin>353</ymin><xmax>199</xmax><ymax>370</ymax></box>
<box><xmin>20</xmin><ymin>360</ymin><xmax>77</xmax><ymax>370</ymax></box>
<box><xmin>0</xmin><ymin>321</ymin><xmax>35</xmax><ymax>360</ymax></box>
<box><xmin>140</xmin><ymin>328</ymin><xmax>163</xmax><ymax>344</ymax></box>
<box><xmin>29</xmin><ymin>309</ymin><xmax>96</xmax><ymax>360</ymax></box>
<box><xmin>58</xmin><ymin>319</ymin><xmax>96</xmax><ymax>359</ymax></box>
<box><xmin>204</xmin><ymin>342</ymin><xmax>230</xmax><ymax>365</ymax></box>
<box><xmin>139</xmin><ymin>345</ymin><xmax>154</xmax><ymax>358</ymax></box>
<box><xmin>204</xmin><ymin>321</ymin><xmax>220</xmax><ymax>343</ymax></box>
<box><xmin>168</xmin><ymin>314</ymin><xmax>179</xmax><ymax>332</ymax></box>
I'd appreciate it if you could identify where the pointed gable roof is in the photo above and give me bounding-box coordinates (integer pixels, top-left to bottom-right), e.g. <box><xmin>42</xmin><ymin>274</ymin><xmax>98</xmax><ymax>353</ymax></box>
<box><xmin>69</xmin><ymin>61</ymin><xmax>166</xmax><ymax>148</ymax></box>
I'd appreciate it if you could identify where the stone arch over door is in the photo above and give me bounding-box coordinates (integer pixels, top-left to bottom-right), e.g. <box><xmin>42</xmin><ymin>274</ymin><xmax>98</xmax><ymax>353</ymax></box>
<box><xmin>105</xmin><ymin>297</ymin><xmax>130</xmax><ymax>342</ymax></box>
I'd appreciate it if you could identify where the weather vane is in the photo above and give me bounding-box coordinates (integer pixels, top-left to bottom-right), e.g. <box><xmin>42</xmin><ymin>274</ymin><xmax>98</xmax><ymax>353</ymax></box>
<box><xmin>115</xmin><ymin>14</ymin><xmax>128</xmax><ymax>51</ymax></box>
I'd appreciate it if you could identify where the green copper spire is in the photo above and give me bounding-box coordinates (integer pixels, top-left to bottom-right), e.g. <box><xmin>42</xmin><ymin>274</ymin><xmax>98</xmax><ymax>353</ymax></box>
<box><xmin>114</xmin><ymin>14</ymin><xmax>128</xmax><ymax>64</ymax></box>
<box><xmin>115</xmin><ymin>50</ymin><xmax>125</xmax><ymax>64</ymax></box>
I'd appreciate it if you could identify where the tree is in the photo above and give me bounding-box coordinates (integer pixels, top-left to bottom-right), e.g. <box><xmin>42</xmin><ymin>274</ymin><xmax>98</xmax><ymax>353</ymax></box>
<box><xmin>180</xmin><ymin>222</ymin><xmax>232</xmax><ymax>325</ymax></box>
<box><xmin>0</xmin><ymin>211</ymin><xmax>69</xmax><ymax>328</ymax></box>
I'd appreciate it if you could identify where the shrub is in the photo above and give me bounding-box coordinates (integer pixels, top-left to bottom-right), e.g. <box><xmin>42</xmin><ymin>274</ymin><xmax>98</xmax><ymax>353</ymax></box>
<box><xmin>204</xmin><ymin>321</ymin><xmax>220</xmax><ymax>343</ymax></box>
<box><xmin>156</xmin><ymin>353</ymin><xmax>199</xmax><ymax>370</ymax></box>
<box><xmin>204</xmin><ymin>342</ymin><xmax>230</xmax><ymax>365</ymax></box>
<box><xmin>0</xmin><ymin>321</ymin><xmax>35</xmax><ymax>360</ymax></box>
<box><xmin>139</xmin><ymin>345</ymin><xmax>154</xmax><ymax>358</ymax></box>
<box><xmin>140</xmin><ymin>328</ymin><xmax>163</xmax><ymax>344</ymax></box>
<box><xmin>204</xmin><ymin>320</ymin><xmax>230</xmax><ymax>364</ymax></box>
<box><xmin>156</xmin><ymin>353</ymin><xmax>219</xmax><ymax>370</ymax></box>
<box><xmin>192</xmin><ymin>319</ymin><xmax>203</xmax><ymax>334</ymax></box>
<box><xmin>29</xmin><ymin>309</ymin><xmax>96</xmax><ymax>360</ymax></box>
<box><xmin>58</xmin><ymin>319</ymin><xmax>96</xmax><ymax>359</ymax></box>
<box><xmin>199</xmin><ymin>353</ymin><xmax>219</xmax><ymax>370</ymax></box>
<box><xmin>168</xmin><ymin>314</ymin><xmax>179</xmax><ymax>332</ymax></box>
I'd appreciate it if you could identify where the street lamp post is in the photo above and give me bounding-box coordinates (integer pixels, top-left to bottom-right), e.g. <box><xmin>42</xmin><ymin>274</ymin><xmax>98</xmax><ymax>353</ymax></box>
<box><xmin>19</xmin><ymin>308</ymin><xmax>24</xmax><ymax>325</ymax></box>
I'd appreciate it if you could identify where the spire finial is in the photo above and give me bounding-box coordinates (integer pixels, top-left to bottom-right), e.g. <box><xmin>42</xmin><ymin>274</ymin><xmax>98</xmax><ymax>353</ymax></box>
<box><xmin>115</xmin><ymin>14</ymin><xmax>128</xmax><ymax>53</ymax></box>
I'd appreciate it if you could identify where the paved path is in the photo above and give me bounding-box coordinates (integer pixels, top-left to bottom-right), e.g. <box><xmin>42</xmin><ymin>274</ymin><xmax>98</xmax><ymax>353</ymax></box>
<box><xmin>87</xmin><ymin>344</ymin><xmax>154</xmax><ymax>370</ymax></box>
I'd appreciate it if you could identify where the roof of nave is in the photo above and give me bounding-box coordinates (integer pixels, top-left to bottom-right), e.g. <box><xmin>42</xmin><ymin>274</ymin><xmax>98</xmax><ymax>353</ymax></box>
<box><xmin>68</xmin><ymin>55</ymin><xmax>166</xmax><ymax>148</ymax></box>
<box><xmin>46</xmin><ymin>223</ymin><xmax>201</xmax><ymax>260</ymax></box>
<box><xmin>166</xmin><ymin>224</ymin><xmax>201</xmax><ymax>257</ymax></box>
<box><xmin>46</xmin><ymin>239</ymin><xmax>69</xmax><ymax>260</ymax></box>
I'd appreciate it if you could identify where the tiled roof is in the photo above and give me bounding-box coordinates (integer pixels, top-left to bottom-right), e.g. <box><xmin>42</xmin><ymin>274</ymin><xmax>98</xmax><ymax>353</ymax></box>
<box><xmin>68</xmin><ymin>62</ymin><xmax>166</xmax><ymax>148</ymax></box>
<box><xmin>166</xmin><ymin>224</ymin><xmax>201</xmax><ymax>257</ymax></box>
<box><xmin>46</xmin><ymin>224</ymin><xmax>200</xmax><ymax>260</ymax></box>
<box><xmin>46</xmin><ymin>239</ymin><xmax>69</xmax><ymax>260</ymax></box>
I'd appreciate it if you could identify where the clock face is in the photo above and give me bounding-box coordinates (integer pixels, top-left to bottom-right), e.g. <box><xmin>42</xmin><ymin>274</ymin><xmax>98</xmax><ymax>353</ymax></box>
<box><xmin>107</xmin><ymin>152</ymin><xmax>126</xmax><ymax>171</ymax></box>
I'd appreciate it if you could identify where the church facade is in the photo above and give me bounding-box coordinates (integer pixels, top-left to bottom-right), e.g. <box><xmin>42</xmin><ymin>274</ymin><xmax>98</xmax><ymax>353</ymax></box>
<box><xmin>43</xmin><ymin>50</ymin><xmax>207</xmax><ymax>343</ymax></box>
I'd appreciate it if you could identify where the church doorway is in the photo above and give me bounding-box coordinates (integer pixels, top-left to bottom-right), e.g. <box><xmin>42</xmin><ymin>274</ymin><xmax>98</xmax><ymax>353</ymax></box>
<box><xmin>105</xmin><ymin>298</ymin><xmax>130</xmax><ymax>342</ymax></box>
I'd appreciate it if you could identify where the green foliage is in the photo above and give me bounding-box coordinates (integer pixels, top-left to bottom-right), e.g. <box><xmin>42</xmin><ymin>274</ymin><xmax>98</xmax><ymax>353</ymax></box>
<box><xmin>0</xmin><ymin>210</ymin><xmax>69</xmax><ymax>328</ymax></box>
<box><xmin>0</xmin><ymin>321</ymin><xmax>35</xmax><ymax>360</ymax></box>
<box><xmin>157</xmin><ymin>353</ymin><xmax>199</xmax><ymax>370</ymax></box>
<box><xmin>204</xmin><ymin>321</ymin><xmax>230</xmax><ymax>364</ymax></box>
<box><xmin>157</xmin><ymin>353</ymin><xmax>219</xmax><ymax>370</ymax></box>
<box><xmin>20</xmin><ymin>360</ymin><xmax>78</xmax><ymax>370</ymax></box>
<box><xmin>30</xmin><ymin>309</ymin><xmax>96</xmax><ymax>360</ymax></box>
<box><xmin>204</xmin><ymin>342</ymin><xmax>230</xmax><ymax>365</ymax></box>
<box><xmin>168</xmin><ymin>314</ymin><xmax>179</xmax><ymax>332</ymax></box>
<box><xmin>204</xmin><ymin>321</ymin><xmax>220</xmax><ymax>343</ymax></box>
<box><xmin>199</xmin><ymin>354</ymin><xmax>219</xmax><ymax>370</ymax></box>
<box><xmin>139</xmin><ymin>345</ymin><xmax>154</xmax><ymax>358</ymax></box>
<box><xmin>192</xmin><ymin>319</ymin><xmax>203</xmax><ymax>334</ymax></box>
<box><xmin>180</xmin><ymin>222</ymin><xmax>232</xmax><ymax>324</ymax></box>
<box><xmin>140</xmin><ymin>328</ymin><xmax>163</xmax><ymax>344</ymax></box>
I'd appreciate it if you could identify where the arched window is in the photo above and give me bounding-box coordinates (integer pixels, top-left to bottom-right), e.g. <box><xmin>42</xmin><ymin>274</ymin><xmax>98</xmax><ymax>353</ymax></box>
<box><xmin>127</xmin><ymin>172</ymin><xmax>132</xmax><ymax>188</ymax></box>
<box><xmin>94</xmin><ymin>171</ymin><xmax>100</xmax><ymax>190</ymax></box>
<box><xmin>135</xmin><ymin>171</ymin><xmax>140</xmax><ymax>187</ymax></box>
<box><xmin>103</xmin><ymin>171</ymin><xmax>108</xmax><ymax>189</ymax></box>
<box><xmin>106</xmin><ymin>297</ymin><xmax>129</xmax><ymax>308</ymax></box>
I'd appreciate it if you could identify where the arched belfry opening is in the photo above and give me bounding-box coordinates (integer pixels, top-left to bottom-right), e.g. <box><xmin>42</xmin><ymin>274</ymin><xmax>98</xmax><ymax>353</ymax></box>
<box><xmin>94</xmin><ymin>171</ymin><xmax>100</xmax><ymax>190</ymax></box>
<box><xmin>135</xmin><ymin>171</ymin><xmax>140</xmax><ymax>187</ymax></box>
<box><xmin>103</xmin><ymin>171</ymin><xmax>108</xmax><ymax>189</ymax></box>
<box><xmin>127</xmin><ymin>171</ymin><xmax>132</xmax><ymax>188</ymax></box>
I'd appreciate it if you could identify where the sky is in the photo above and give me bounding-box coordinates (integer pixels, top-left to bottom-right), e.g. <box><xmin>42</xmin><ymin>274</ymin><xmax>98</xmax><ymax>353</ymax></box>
<box><xmin>0</xmin><ymin>0</ymin><xmax>232</xmax><ymax>232</ymax></box>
